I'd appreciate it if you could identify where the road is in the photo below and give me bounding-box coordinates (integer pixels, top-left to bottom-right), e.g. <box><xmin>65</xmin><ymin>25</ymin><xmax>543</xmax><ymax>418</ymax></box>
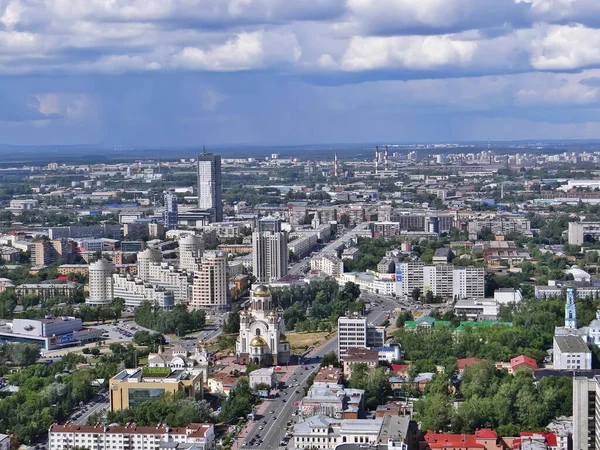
<box><xmin>242</xmin><ymin>305</ymin><xmax>385</xmax><ymax>450</ymax></box>
<box><xmin>71</xmin><ymin>391</ymin><xmax>109</xmax><ymax>425</ymax></box>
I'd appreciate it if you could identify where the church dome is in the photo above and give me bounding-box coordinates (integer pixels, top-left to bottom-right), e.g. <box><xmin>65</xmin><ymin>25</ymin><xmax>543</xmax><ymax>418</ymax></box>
<box><xmin>253</xmin><ymin>284</ymin><xmax>271</xmax><ymax>297</ymax></box>
<box><xmin>269</xmin><ymin>310</ymin><xmax>278</xmax><ymax>317</ymax></box>
<box><xmin>250</xmin><ymin>336</ymin><xmax>267</xmax><ymax>347</ymax></box>
<box><xmin>196</xmin><ymin>339</ymin><xmax>205</xmax><ymax>348</ymax></box>
<box><xmin>279</xmin><ymin>334</ymin><xmax>288</xmax><ymax>343</ymax></box>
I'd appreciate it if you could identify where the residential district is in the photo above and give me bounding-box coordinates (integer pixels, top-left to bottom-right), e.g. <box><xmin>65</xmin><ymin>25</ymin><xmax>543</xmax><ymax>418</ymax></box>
<box><xmin>4</xmin><ymin>145</ymin><xmax>600</xmax><ymax>450</ymax></box>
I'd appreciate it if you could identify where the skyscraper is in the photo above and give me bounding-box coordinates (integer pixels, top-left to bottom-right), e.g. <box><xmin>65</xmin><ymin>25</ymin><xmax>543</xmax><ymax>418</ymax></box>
<box><xmin>178</xmin><ymin>234</ymin><xmax>204</xmax><ymax>273</ymax></box>
<box><xmin>197</xmin><ymin>149</ymin><xmax>223</xmax><ymax>223</ymax></box>
<box><xmin>191</xmin><ymin>250</ymin><xmax>228</xmax><ymax>309</ymax></box>
<box><xmin>252</xmin><ymin>229</ymin><xmax>288</xmax><ymax>283</ymax></box>
<box><xmin>163</xmin><ymin>191</ymin><xmax>178</xmax><ymax>230</ymax></box>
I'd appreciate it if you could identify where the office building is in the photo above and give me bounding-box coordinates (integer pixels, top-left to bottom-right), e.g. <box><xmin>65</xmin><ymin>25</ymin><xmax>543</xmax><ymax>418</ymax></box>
<box><xmin>86</xmin><ymin>259</ymin><xmax>115</xmax><ymax>306</ymax></box>
<box><xmin>164</xmin><ymin>191</ymin><xmax>179</xmax><ymax>230</ymax></box>
<box><xmin>236</xmin><ymin>285</ymin><xmax>290</xmax><ymax>366</ymax></box>
<box><xmin>0</xmin><ymin>317</ymin><xmax>101</xmax><ymax>350</ymax></box>
<box><xmin>179</xmin><ymin>234</ymin><xmax>204</xmax><ymax>273</ymax></box>
<box><xmin>197</xmin><ymin>151</ymin><xmax>222</xmax><ymax>223</ymax></box>
<box><xmin>252</xmin><ymin>230</ymin><xmax>288</xmax><ymax>283</ymax></box>
<box><xmin>190</xmin><ymin>251</ymin><xmax>228</xmax><ymax>309</ymax></box>
<box><xmin>109</xmin><ymin>367</ymin><xmax>204</xmax><ymax>412</ymax></box>
<box><xmin>258</xmin><ymin>216</ymin><xmax>282</xmax><ymax>233</ymax></box>
<box><xmin>48</xmin><ymin>423</ymin><xmax>215</xmax><ymax>450</ymax></box>
<box><xmin>337</xmin><ymin>314</ymin><xmax>385</xmax><ymax>359</ymax></box>
<box><xmin>553</xmin><ymin>335</ymin><xmax>591</xmax><ymax>370</ymax></box>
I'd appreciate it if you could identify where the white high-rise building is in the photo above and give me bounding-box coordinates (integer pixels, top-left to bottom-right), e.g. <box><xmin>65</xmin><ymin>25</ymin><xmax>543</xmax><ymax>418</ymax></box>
<box><xmin>163</xmin><ymin>191</ymin><xmax>179</xmax><ymax>230</ymax></box>
<box><xmin>137</xmin><ymin>248</ymin><xmax>162</xmax><ymax>280</ymax></box>
<box><xmin>179</xmin><ymin>234</ymin><xmax>204</xmax><ymax>273</ymax></box>
<box><xmin>191</xmin><ymin>250</ymin><xmax>228</xmax><ymax>309</ymax></box>
<box><xmin>252</xmin><ymin>230</ymin><xmax>288</xmax><ymax>283</ymax></box>
<box><xmin>337</xmin><ymin>315</ymin><xmax>385</xmax><ymax>359</ymax></box>
<box><xmin>197</xmin><ymin>151</ymin><xmax>222</xmax><ymax>223</ymax></box>
<box><xmin>86</xmin><ymin>259</ymin><xmax>115</xmax><ymax>306</ymax></box>
<box><xmin>452</xmin><ymin>267</ymin><xmax>485</xmax><ymax>299</ymax></box>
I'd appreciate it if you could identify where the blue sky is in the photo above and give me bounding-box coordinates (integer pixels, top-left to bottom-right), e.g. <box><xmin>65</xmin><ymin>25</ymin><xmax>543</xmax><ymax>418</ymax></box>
<box><xmin>3</xmin><ymin>0</ymin><xmax>600</xmax><ymax>146</ymax></box>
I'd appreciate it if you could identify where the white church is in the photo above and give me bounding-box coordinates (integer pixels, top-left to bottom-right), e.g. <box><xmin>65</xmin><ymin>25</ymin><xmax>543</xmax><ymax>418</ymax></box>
<box><xmin>554</xmin><ymin>286</ymin><xmax>600</xmax><ymax>345</ymax></box>
<box><xmin>236</xmin><ymin>284</ymin><xmax>290</xmax><ymax>366</ymax></box>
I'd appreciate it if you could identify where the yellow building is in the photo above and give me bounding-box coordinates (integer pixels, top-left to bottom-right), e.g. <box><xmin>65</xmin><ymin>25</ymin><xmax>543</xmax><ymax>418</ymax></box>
<box><xmin>58</xmin><ymin>264</ymin><xmax>90</xmax><ymax>276</ymax></box>
<box><xmin>109</xmin><ymin>367</ymin><xmax>203</xmax><ymax>411</ymax></box>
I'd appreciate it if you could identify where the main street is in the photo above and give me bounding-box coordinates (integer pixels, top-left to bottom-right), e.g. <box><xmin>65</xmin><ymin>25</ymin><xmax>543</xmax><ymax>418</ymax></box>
<box><xmin>241</xmin><ymin>304</ymin><xmax>387</xmax><ymax>450</ymax></box>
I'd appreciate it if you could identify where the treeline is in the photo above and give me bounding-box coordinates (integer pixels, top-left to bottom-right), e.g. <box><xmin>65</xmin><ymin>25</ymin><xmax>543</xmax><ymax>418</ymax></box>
<box><xmin>0</xmin><ymin>342</ymin><xmax>40</xmax><ymax>370</ymax></box>
<box><xmin>348</xmin><ymin>363</ymin><xmax>392</xmax><ymax>410</ymax></box>
<box><xmin>134</xmin><ymin>301</ymin><xmax>205</xmax><ymax>335</ymax></box>
<box><xmin>271</xmin><ymin>280</ymin><xmax>361</xmax><ymax>331</ymax></box>
<box><xmin>416</xmin><ymin>361</ymin><xmax>572</xmax><ymax>436</ymax></box>
<box><xmin>105</xmin><ymin>393</ymin><xmax>214</xmax><ymax>427</ymax></box>
<box><xmin>0</xmin><ymin>353</ymin><xmax>122</xmax><ymax>445</ymax></box>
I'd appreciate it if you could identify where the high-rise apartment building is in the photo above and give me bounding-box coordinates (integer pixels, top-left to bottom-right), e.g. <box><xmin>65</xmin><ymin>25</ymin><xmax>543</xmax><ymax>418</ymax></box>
<box><xmin>163</xmin><ymin>191</ymin><xmax>178</xmax><ymax>230</ymax></box>
<box><xmin>252</xmin><ymin>230</ymin><xmax>288</xmax><ymax>283</ymax></box>
<box><xmin>573</xmin><ymin>376</ymin><xmax>600</xmax><ymax>450</ymax></box>
<box><xmin>32</xmin><ymin>239</ymin><xmax>77</xmax><ymax>266</ymax></box>
<box><xmin>179</xmin><ymin>234</ymin><xmax>204</xmax><ymax>273</ymax></box>
<box><xmin>191</xmin><ymin>251</ymin><xmax>228</xmax><ymax>309</ymax></box>
<box><xmin>87</xmin><ymin>259</ymin><xmax>115</xmax><ymax>306</ymax></box>
<box><xmin>337</xmin><ymin>315</ymin><xmax>385</xmax><ymax>359</ymax></box>
<box><xmin>197</xmin><ymin>150</ymin><xmax>222</xmax><ymax>223</ymax></box>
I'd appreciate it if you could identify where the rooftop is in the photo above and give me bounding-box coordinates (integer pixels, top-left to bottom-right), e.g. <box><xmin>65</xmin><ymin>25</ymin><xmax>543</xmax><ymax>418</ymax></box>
<box><xmin>554</xmin><ymin>335</ymin><xmax>591</xmax><ymax>353</ymax></box>
<box><xmin>49</xmin><ymin>423</ymin><xmax>213</xmax><ymax>438</ymax></box>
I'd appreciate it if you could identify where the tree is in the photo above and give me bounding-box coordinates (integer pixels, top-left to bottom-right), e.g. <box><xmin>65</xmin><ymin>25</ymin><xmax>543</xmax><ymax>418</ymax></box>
<box><xmin>396</xmin><ymin>311</ymin><xmax>413</xmax><ymax>328</ymax></box>
<box><xmin>320</xmin><ymin>352</ymin><xmax>340</xmax><ymax>368</ymax></box>
<box><xmin>411</xmin><ymin>287</ymin><xmax>421</xmax><ymax>302</ymax></box>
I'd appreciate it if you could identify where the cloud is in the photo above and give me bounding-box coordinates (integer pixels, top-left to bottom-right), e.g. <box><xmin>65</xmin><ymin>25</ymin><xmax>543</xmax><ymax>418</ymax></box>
<box><xmin>34</xmin><ymin>93</ymin><xmax>96</xmax><ymax>121</ymax></box>
<box><xmin>530</xmin><ymin>24</ymin><xmax>600</xmax><ymax>70</ymax></box>
<box><xmin>340</xmin><ymin>34</ymin><xmax>478</xmax><ymax>71</ymax></box>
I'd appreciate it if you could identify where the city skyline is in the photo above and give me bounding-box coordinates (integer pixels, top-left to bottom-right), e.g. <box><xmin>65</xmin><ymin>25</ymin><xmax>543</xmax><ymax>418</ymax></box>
<box><xmin>3</xmin><ymin>1</ymin><xmax>600</xmax><ymax>146</ymax></box>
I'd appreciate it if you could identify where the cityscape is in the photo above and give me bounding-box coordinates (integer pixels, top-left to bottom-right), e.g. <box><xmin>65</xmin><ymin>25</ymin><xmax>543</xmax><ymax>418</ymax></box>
<box><xmin>4</xmin><ymin>2</ymin><xmax>600</xmax><ymax>450</ymax></box>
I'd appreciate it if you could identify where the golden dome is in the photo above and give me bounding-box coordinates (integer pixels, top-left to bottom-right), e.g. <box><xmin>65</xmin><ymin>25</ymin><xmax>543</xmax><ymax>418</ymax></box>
<box><xmin>250</xmin><ymin>336</ymin><xmax>267</xmax><ymax>347</ymax></box>
<box><xmin>253</xmin><ymin>284</ymin><xmax>271</xmax><ymax>297</ymax></box>
<box><xmin>240</xmin><ymin>310</ymin><xmax>248</xmax><ymax>316</ymax></box>
<box><xmin>269</xmin><ymin>310</ymin><xmax>278</xmax><ymax>317</ymax></box>
<box><xmin>247</xmin><ymin>306</ymin><xmax>253</xmax><ymax>312</ymax></box>
<box><xmin>196</xmin><ymin>339</ymin><xmax>205</xmax><ymax>348</ymax></box>
<box><xmin>279</xmin><ymin>334</ymin><xmax>288</xmax><ymax>343</ymax></box>
<box><xmin>276</xmin><ymin>306</ymin><xmax>284</xmax><ymax>312</ymax></box>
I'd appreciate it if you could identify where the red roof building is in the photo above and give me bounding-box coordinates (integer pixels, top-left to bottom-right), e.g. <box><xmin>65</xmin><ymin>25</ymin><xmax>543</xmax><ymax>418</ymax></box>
<box><xmin>422</xmin><ymin>429</ymin><xmax>501</xmax><ymax>450</ymax></box>
<box><xmin>510</xmin><ymin>355</ymin><xmax>538</xmax><ymax>372</ymax></box>
<box><xmin>457</xmin><ymin>357</ymin><xmax>486</xmax><ymax>373</ymax></box>
<box><xmin>504</xmin><ymin>432</ymin><xmax>558</xmax><ymax>449</ymax></box>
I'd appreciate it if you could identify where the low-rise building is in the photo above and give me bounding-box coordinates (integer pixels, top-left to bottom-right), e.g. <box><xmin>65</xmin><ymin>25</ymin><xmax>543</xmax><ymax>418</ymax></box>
<box><xmin>343</xmin><ymin>348</ymin><xmax>379</xmax><ymax>379</ymax></box>
<box><xmin>249</xmin><ymin>367</ymin><xmax>277</xmax><ymax>389</ymax></box>
<box><xmin>293</xmin><ymin>415</ymin><xmax>383</xmax><ymax>450</ymax></box>
<box><xmin>453</xmin><ymin>299</ymin><xmax>499</xmax><ymax>320</ymax></box>
<box><xmin>15</xmin><ymin>281</ymin><xmax>82</xmax><ymax>301</ymax></box>
<box><xmin>48</xmin><ymin>423</ymin><xmax>215</xmax><ymax>450</ymax></box>
<box><xmin>109</xmin><ymin>367</ymin><xmax>203</xmax><ymax>411</ymax></box>
<box><xmin>299</xmin><ymin>383</ymin><xmax>364</xmax><ymax>420</ymax></box>
<box><xmin>494</xmin><ymin>288</ymin><xmax>523</xmax><ymax>304</ymax></box>
<box><xmin>553</xmin><ymin>335</ymin><xmax>592</xmax><ymax>370</ymax></box>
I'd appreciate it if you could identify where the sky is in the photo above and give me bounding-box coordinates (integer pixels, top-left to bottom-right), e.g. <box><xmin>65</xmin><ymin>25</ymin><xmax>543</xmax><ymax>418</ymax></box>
<box><xmin>4</xmin><ymin>0</ymin><xmax>600</xmax><ymax>146</ymax></box>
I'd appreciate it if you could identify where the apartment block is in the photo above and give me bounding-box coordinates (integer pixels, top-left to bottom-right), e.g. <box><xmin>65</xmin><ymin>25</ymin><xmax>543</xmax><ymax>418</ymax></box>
<box><xmin>190</xmin><ymin>251</ymin><xmax>228</xmax><ymax>309</ymax></box>
<box><xmin>48</xmin><ymin>423</ymin><xmax>214</xmax><ymax>450</ymax></box>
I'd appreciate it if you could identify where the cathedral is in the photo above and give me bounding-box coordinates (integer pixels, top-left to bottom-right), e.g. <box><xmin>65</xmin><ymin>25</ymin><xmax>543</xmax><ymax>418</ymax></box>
<box><xmin>555</xmin><ymin>286</ymin><xmax>600</xmax><ymax>345</ymax></box>
<box><xmin>236</xmin><ymin>284</ymin><xmax>290</xmax><ymax>366</ymax></box>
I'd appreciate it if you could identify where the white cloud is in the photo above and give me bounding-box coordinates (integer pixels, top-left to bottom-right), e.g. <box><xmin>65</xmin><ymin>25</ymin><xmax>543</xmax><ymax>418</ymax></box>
<box><xmin>34</xmin><ymin>93</ymin><xmax>96</xmax><ymax>121</ymax></box>
<box><xmin>340</xmin><ymin>34</ymin><xmax>478</xmax><ymax>71</ymax></box>
<box><xmin>530</xmin><ymin>24</ymin><xmax>600</xmax><ymax>70</ymax></box>
<box><xmin>173</xmin><ymin>30</ymin><xmax>300</xmax><ymax>71</ymax></box>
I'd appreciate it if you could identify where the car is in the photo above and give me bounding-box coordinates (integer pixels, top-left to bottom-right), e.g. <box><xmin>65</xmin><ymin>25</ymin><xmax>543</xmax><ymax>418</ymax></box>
<box><xmin>258</xmin><ymin>426</ymin><xmax>263</xmax><ymax>430</ymax></box>
<box><xmin>270</xmin><ymin>410</ymin><xmax>275</xmax><ymax>414</ymax></box>
<box><xmin>262</xmin><ymin>421</ymin><xmax>267</xmax><ymax>425</ymax></box>
<box><xmin>272</xmin><ymin>416</ymin><xmax>276</xmax><ymax>420</ymax></box>
<box><xmin>282</xmin><ymin>399</ymin><xmax>286</xmax><ymax>402</ymax></box>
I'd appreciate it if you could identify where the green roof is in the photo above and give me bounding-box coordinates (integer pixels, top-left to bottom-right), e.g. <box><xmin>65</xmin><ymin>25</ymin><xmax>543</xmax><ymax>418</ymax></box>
<box><xmin>404</xmin><ymin>316</ymin><xmax>452</xmax><ymax>329</ymax></box>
